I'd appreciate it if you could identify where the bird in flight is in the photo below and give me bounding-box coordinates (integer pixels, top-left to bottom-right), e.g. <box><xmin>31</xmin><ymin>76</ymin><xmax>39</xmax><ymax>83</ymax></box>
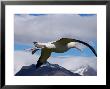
<box><xmin>24</xmin><ymin>38</ymin><xmax>97</xmax><ymax>69</ymax></box>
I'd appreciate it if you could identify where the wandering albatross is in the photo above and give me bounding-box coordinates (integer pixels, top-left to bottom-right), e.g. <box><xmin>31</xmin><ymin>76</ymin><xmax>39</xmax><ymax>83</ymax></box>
<box><xmin>25</xmin><ymin>38</ymin><xmax>97</xmax><ymax>69</ymax></box>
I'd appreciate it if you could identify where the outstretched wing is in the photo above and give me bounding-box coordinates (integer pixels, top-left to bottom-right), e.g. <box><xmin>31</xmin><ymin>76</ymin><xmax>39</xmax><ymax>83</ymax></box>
<box><xmin>52</xmin><ymin>38</ymin><xmax>74</xmax><ymax>45</ymax></box>
<box><xmin>38</xmin><ymin>48</ymin><xmax>51</xmax><ymax>63</ymax></box>
<box><xmin>52</xmin><ymin>38</ymin><xmax>97</xmax><ymax>57</ymax></box>
<box><xmin>36</xmin><ymin>48</ymin><xmax>51</xmax><ymax>68</ymax></box>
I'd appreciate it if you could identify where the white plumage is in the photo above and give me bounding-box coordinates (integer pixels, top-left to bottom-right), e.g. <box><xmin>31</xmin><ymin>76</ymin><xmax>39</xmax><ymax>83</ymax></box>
<box><xmin>67</xmin><ymin>42</ymin><xmax>78</xmax><ymax>48</ymax></box>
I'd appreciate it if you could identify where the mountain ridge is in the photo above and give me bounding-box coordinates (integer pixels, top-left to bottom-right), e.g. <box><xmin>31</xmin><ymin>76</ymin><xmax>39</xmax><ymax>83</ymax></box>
<box><xmin>15</xmin><ymin>62</ymin><xmax>81</xmax><ymax>76</ymax></box>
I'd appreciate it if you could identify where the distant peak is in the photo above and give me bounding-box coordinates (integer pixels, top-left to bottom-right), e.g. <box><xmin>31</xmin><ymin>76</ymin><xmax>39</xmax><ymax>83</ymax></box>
<box><xmin>72</xmin><ymin>64</ymin><xmax>97</xmax><ymax>76</ymax></box>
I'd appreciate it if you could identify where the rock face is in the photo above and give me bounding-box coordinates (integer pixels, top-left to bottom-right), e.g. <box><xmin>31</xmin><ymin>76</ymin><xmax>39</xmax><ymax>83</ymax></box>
<box><xmin>15</xmin><ymin>62</ymin><xmax>80</xmax><ymax>76</ymax></box>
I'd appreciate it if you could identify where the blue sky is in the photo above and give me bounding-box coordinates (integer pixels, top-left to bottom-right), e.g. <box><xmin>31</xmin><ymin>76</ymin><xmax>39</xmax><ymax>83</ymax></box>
<box><xmin>14</xmin><ymin>14</ymin><xmax>97</xmax><ymax>57</ymax></box>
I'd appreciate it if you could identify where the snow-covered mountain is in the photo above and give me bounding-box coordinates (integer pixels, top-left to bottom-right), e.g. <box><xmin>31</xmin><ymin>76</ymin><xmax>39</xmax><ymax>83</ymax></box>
<box><xmin>15</xmin><ymin>62</ymin><xmax>81</xmax><ymax>76</ymax></box>
<box><xmin>71</xmin><ymin>65</ymin><xmax>97</xmax><ymax>76</ymax></box>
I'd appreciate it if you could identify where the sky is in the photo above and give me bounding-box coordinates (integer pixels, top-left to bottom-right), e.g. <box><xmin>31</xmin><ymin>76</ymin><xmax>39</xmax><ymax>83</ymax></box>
<box><xmin>14</xmin><ymin>14</ymin><xmax>97</xmax><ymax>74</ymax></box>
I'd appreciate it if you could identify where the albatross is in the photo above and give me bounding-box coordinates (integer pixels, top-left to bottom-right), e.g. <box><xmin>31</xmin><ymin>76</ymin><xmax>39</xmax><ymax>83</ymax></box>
<box><xmin>25</xmin><ymin>38</ymin><xmax>97</xmax><ymax>69</ymax></box>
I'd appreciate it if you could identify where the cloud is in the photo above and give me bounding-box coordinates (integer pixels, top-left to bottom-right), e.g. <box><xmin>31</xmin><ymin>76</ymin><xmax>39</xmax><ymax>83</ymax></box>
<box><xmin>14</xmin><ymin>14</ymin><xmax>97</xmax><ymax>44</ymax></box>
<box><xmin>14</xmin><ymin>50</ymin><xmax>39</xmax><ymax>74</ymax></box>
<box><xmin>49</xmin><ymin>56</ymin><xmax>97</xmax><ymax>71</ymax></box>
<box><xmin>14</xmin><ymin>50</ymin><xmax>97</xmax><ymax>74</ymax></box>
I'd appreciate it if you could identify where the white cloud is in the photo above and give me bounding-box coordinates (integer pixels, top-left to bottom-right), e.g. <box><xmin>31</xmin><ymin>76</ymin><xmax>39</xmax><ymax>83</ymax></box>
<box><xmin>49</xmin><ymin>56</ymin><xmax>97</xmax><ymax>71</ymax></box>
<box><xmin>14</xmin><ymin>50</ymin><xmax>39</xmax><ymax>74</ymax></box>
<box><xmin>14</xmin><ymin>14</ymin><xmax>97</xmax><ymax>44</ymax></box>
<box><xmin>14</xmin><ymin>50</ymin><xmax>97</xmax><ymax>74</ymax></box>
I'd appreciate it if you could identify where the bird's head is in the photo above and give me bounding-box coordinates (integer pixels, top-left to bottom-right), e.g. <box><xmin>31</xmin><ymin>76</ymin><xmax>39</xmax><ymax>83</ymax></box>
<box><xmin>33</xmin><ymin>42</ymin><xmax>45</xmax><ymax>48</ymax></box>
<box><xmin>33</xmin><ymin>42</ymin><xmax>38</xmax><ymax>44</ymax></box>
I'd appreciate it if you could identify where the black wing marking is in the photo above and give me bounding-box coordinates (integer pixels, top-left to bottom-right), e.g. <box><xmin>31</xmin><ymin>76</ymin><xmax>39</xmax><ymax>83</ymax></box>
<box><xmin>52</xmin><ymin>38</ymin><xmax>74</xmax><ymax>45</ymax></box>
